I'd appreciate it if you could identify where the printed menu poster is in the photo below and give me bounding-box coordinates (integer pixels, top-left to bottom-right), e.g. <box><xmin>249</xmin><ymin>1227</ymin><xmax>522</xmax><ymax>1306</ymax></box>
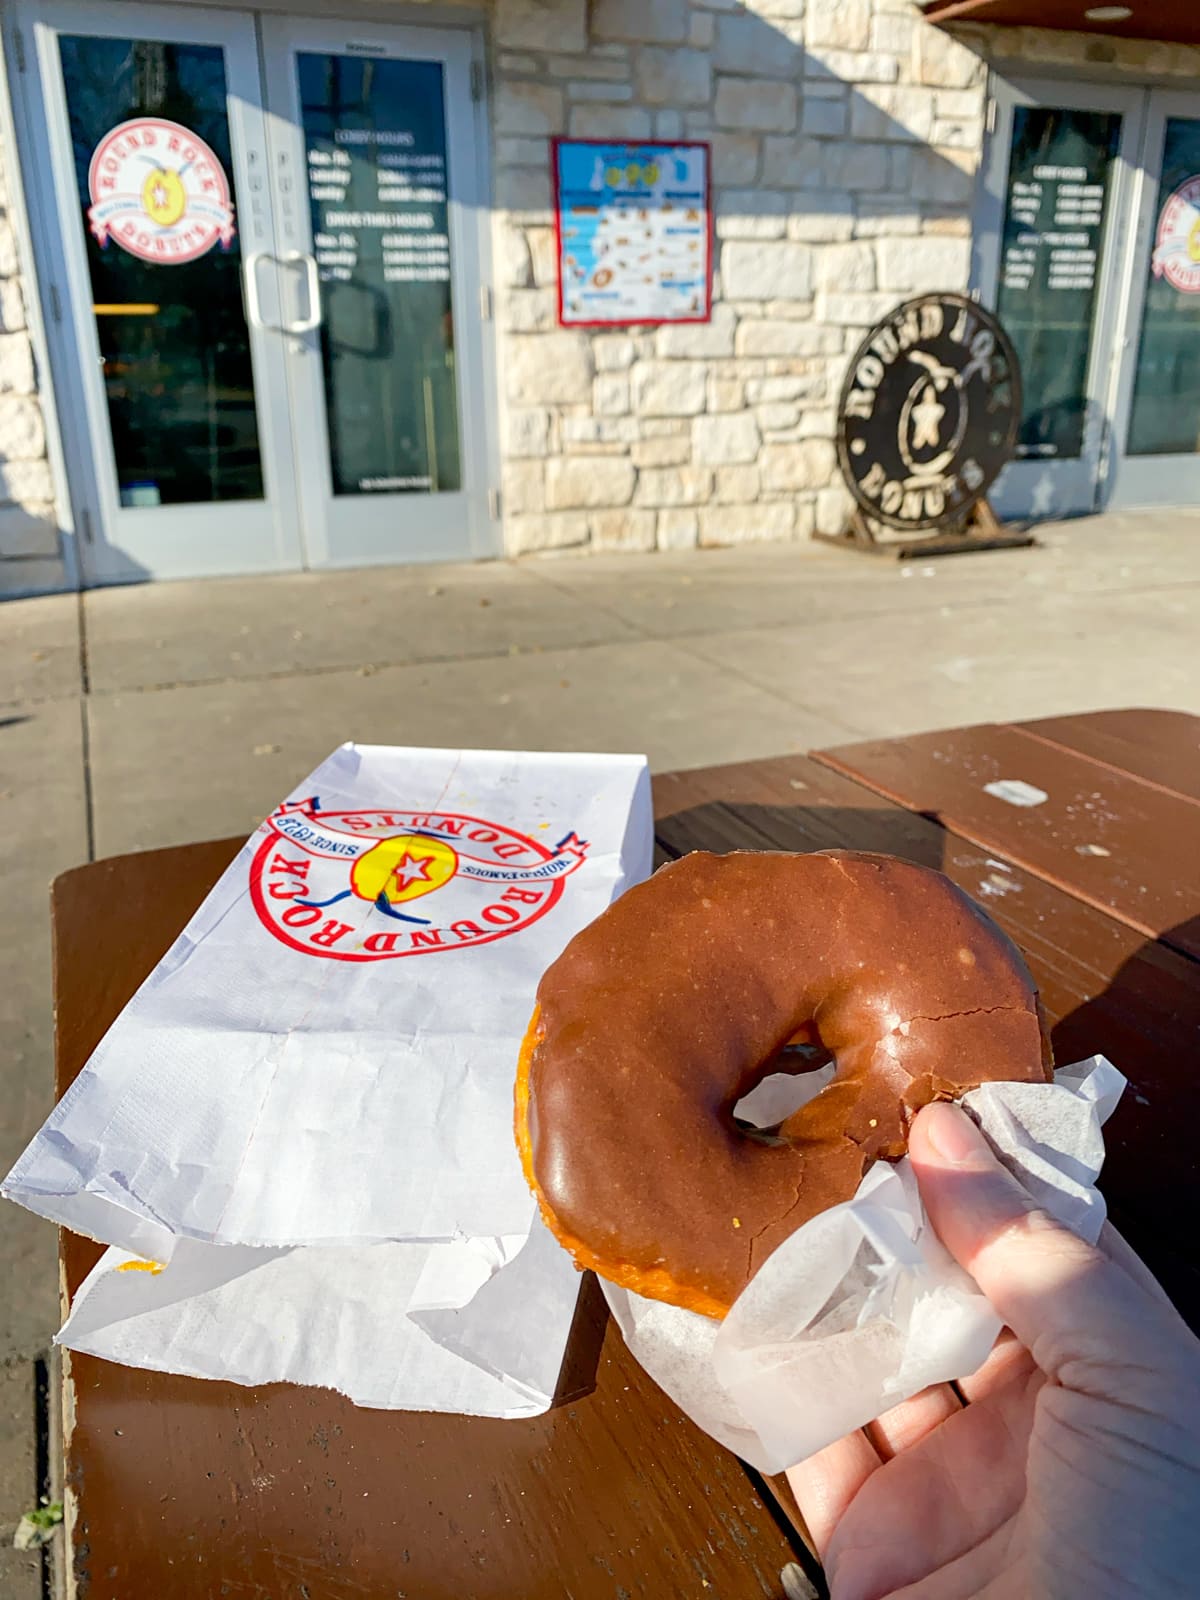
<box><xmin>554</xmin><ymin>141</ymin><xmax>710</xmax><ymax>326</ymax></box>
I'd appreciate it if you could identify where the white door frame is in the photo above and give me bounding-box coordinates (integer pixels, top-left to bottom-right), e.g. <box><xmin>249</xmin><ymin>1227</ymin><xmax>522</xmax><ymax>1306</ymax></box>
<box><xmin>975</xmin><ymin>74</ymin><xmax>1146</xmax><ymax>523</ymax></box>
<box><xmin>1106</xmin><ymin>89</ymin><xmax>1200</xmax><ymax>510</ymax></box>
<box><xmin>259</xmin><ymin>13</ymin><xmax>500</xmax><ymax>568</ymax></box>
<box><xmin>17</xmin><ymin>0</ymin><xmax>305</xmax><ymax>584</ymax></box>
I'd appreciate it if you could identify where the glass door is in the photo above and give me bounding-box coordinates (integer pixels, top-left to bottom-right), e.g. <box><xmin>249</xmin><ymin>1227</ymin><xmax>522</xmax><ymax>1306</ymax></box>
<box><xmin>1108</xmin><ymin>93</ymin><xmax>1200</xmax><ymax>508</ymax></box>
<box><xmin>976</xmin><ymin>80</ymin><xmax>1144</xmax><ymax>522</ymax></box>
<box><xmin>259</xmin><ymin>16</ymin><xmax>496</xmax><ymax>568</ymax></box>
<box><xmin>22</xmin><ymin>0</ymin><xmax>301</xmax><ymax>583</ymax></box>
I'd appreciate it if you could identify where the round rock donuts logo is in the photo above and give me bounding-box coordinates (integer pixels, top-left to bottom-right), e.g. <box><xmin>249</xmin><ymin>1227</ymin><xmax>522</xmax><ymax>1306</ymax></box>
<box><xmin>837</xmin><ymin>292</ymin><xmax>1021</xmax><ymax>532</ymax></box>
<box><xmin>87</xmin><ymin>118</ymin><xmax>236</xmax><ymax>264</ymax></box>
<box><xmin>1151</xmin><ymin>175</ymin><xmax>1200</xmax><ymax>294</ymax></box>
<box><xmin>250</xmin><ymin>798</ymin><xmax>590</xmax><ymax>961</ymax></box>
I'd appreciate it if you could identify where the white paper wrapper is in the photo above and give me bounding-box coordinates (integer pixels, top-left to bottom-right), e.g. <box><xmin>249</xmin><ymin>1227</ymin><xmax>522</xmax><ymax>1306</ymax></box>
<box><xmin>55</xmin><ymin>1215</ymin><xmax>580</xmax><ymax>1419</ymax></box>
<box><xmin>604</xmin><ymin>1055</ymin><xmax>1125</xmax><ymax>1473</ymax></box>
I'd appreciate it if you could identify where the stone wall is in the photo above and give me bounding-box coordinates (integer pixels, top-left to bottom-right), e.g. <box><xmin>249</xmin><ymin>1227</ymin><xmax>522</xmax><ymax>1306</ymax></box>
<box><xmin>0</xmin><ymin>118</ymin><xmax>63</xmax><ymax>597</ymax></box>
<box><xmin>491</xmin><ymin>0</ymin><xmax>988</xmax><ymax>555</ymax></box>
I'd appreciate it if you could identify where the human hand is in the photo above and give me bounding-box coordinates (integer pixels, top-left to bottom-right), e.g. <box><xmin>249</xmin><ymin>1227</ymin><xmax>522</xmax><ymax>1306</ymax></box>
<box><xmin>785</xmin><ymin>1100</ymin><xmax>1200</xmax><ymax>1599</ymax></box>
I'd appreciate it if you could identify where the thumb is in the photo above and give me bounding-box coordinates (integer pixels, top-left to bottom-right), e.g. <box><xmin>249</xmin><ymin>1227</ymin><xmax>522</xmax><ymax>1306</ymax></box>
<box><xmin>909</xmin><ymin>1100</ymin><xmax>1185</xmax><ymax>1386</ymax></box>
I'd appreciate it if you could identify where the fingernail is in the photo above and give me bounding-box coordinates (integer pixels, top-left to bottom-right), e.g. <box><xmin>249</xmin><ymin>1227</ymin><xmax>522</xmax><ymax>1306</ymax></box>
<box><xmin>920</xmin><ymin>1101</ymin><xmax>985</xmax><ymax>1165</ymax></box>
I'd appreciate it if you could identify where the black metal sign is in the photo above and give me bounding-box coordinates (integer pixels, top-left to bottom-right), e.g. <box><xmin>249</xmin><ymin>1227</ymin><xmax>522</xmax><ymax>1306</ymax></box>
<box><xmin>836</xmin><ymin>293</ymin><xmax>1021</xmax><ymax>533</ymax></box>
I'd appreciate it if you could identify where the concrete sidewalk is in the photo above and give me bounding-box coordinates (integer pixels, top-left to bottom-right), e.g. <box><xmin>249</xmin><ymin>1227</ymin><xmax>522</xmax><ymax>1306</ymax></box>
<box><xmin>2</xmin><ymin>507</ymin><xmax>1200</xmax><ymax>1588</ymax></box>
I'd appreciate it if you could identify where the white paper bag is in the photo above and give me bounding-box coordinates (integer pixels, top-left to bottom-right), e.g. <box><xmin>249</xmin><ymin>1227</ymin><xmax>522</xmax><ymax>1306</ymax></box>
<box><xmin>4</xmin><ymin>743</ymin><xmax>650</xmax><ymax>1244</ymax></box>
<box><xmin>4</xmin><ymin>743</ymin><xmax>650</xmax><ymax>1417</ymax></box>
<box><xmin>604</xmin><ymin>1056</ymin><xmax>1125</xmax><ymax>1473</ymax></box>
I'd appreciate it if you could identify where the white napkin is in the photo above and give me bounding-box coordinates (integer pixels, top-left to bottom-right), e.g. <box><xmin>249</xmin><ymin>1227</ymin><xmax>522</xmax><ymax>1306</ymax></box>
<box><xmin>604</xmin><ymin>1056</ymin><xmax>1124</xmax><ymax>1472</ymax></box>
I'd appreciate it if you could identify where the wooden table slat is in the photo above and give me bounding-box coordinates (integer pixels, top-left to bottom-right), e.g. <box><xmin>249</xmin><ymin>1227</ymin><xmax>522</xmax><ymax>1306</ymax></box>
<box><xmin>1016</xmin><ymin>708</ymin><xmax>1200</xmax><ymax>802</ymax></box>
<box><xmin>812</xmin><ymin>717</ymin><xmax>1200</xmax><ymax>962</ymax></box>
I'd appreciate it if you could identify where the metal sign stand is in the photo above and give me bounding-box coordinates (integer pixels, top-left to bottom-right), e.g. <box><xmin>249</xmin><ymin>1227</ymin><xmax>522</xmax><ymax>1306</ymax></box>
<box><xmin>815</xmin><ymin>497</ymin><xmax>1035</xmax><ymax>560</ymax></box>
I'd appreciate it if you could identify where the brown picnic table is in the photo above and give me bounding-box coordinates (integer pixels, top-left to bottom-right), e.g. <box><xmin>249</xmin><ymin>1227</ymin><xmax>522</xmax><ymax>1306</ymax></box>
<box><xmin>52</xmin><ymin>708</ymin><xmax>1200</xmax><ymax>1598</ymax></box>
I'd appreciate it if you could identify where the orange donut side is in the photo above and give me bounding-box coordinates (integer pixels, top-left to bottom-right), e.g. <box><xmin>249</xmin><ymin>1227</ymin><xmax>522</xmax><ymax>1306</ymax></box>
<box><xmin>514</xmin><ymin>1005</ymin><xmax>732</xmax><ymax>1321</ymax></box>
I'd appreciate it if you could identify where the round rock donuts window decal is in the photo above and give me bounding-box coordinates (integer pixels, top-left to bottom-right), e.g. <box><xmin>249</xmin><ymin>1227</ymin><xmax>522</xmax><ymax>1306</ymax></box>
<box><xmin>87</xmin><ymin>118</ymin><xmax>236</xmax><ymax>264</ymax></box>
<box><xmin>837</xmin><ymin>293</ymin><xmax>1021</xmax><ymax>532</ymax></box>
<box><xmin>1151</xmin><ymin>174</ymin><xmax>1200</xmax><ymax>294</ymax></box>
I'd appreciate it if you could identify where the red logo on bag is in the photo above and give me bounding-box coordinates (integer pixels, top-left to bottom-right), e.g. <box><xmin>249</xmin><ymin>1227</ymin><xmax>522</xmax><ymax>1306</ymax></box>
<box><xmin>250</xmin><ymin>798</ymin><xmax>589</xmax><ymax>961</ymax></box>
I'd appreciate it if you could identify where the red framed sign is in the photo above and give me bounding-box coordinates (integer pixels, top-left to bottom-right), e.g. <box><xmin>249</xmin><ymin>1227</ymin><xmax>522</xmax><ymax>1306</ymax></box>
<box><xmin>552</xmin><ymin>139</ymin><xmax>712</xmax><ymax>328</ymax></box>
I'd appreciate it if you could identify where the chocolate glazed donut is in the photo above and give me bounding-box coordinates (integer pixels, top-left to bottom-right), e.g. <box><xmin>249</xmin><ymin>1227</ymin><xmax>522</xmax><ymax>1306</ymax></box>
<box><xmin>515</xmin><ymin>850</ymin><xmax>1052</xmax><ymax>1320</ymax></box>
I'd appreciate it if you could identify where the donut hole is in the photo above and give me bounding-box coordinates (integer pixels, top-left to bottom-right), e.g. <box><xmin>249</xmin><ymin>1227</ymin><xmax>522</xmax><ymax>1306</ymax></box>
<box><xmin>733</xmin><ymin>1040</ymin><xmax>836</xmax><ymax>1134</ymax></box>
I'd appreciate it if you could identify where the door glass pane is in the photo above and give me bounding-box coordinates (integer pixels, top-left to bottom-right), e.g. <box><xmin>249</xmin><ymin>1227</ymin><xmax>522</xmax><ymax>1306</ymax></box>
<box><xmin>59</xmin><ymin>36</ymin><xmax>263</xmax><ymax>505</ymax></box>
<box><xmin>994</xmin><ymin>106</ymin><xmax>1121</xmax><ymax>462</ymax></box>
<box><xmin>1127</xmin><ymin>117</ymin><xmax>1200</xmax><ymax>457</ymax></box>
<box><xmin>298</xmin><ymin>53</ymin><xmax>461</xmax><ymax>496</ymax></box>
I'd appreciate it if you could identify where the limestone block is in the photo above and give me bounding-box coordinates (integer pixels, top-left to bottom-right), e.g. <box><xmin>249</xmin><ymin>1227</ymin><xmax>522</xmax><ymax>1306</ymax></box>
<box><xmin>707</xmin><ymin>375</ymin><xmax>745</xmax><ymax>412</ymax></box>
<box><xmin>507</xmin><ymin>332</ymin><xmax>593</xmax><ymax>402</ymax></box>
<box><xmin>907</xmin><ymin>145</ymin><xmax>977</xmax><ymax>206</ymax></box>
<box><xmin>699</xmin><ymin>501</ymin><xmax>795</xmax><ymax>545</ymax></box>
<box><xmin>546</xmin><ymin>53</ymin><xmax>632</xmax><ymax>80</ymax></box>
<box><xmin>589</xmin><ymin>508</ymin><xmax>657</xmax><ymax>551</ymax></box>
<box><xmin>632</xmin><ymin>434</ymin><xmax>692</xmax><ymax>467</ymax></box>
<box><xmin>715</xmin><ymin>78</ymin><xmax>797</xmax><ymax>134</ymax></box>
<box><xmin>736</xmin><ymin>319</ymin><xmax>841</xmax><ymax>357</ymax></box>
<box><xmin>714</xmin><ymin>13</ymin><xmax>801</xmax><ymax>78</ymax></box>
<box><xmin>561</xmin><ymin>416</ymin><xmax>638</xmax><ymax>445</ymax></box>
<box><xmin>592</xmin><ymin>0</ymin><xmax>687</xmax><ymax>45</ymax></box>
<box><xmin>0</xmin><ymin>458</ymin><xmax>53</xmax><ymax>503</ymax></box>
<box><xmin>714</xmin><ymin>464</ymin><xmax>761</xmax><ymax>502</ymax></box>
<box><xmin>518</xmin><ymin>229</ymin><xmax>554</xmax><ymax>289</ymax></box>
<box><xmin>495</xmin><ymin>0</ymin><xmax>586</xmax><ymax>52</ymax></box>
<box><xmin>595</xmin><ymin>336</ymin><xmax>637</xmax><ymax>371</ymax></box>
<box><xmin>721</xmin><ymin>239</ymin><xmax>813</xmax><ymax>302</ymax></box>
<box><xmin>507</xmin><ymin>512</ymin><xmax>589</xmax><ymax>553</ymax></box>
<box><xmin>635</xmin><ymin>46</ymin><xmax>711</xmax><ymax>106</ymax></box>
<box><xmin>498</xmin><ymin>53</ymin><xmax>539</xmax><ymax>72</ymax></box>
<box><xmin>746</xmin><ymin>374</ymin><xmax>826</xmax><ymax>403</ymax></box>
<box><xmin>787</xmin><ymin>197</ymin><xmax>856</xmax><ymax>242</ymax></box>
<box><xmin>0</xmin><ymin>223</ymin><xmax>18</xmax><ymax>279</ymax></box>
<box><xmin>570</xmin><ymin>104</ymin><xmax>653</xmax><ymax>139</ymax></box>
<box><xmin>757</xmin><ymin>402</ymin><xmax>799</xmax><ymax>431</ymax></box>
<box><xmin>813</xmin><ymin>240</ymin><xmax>876</xmax><ymax>293</ymax></box>
<box><xmin>816</xmin><ymin>483</ymin><xmax>853</xmax><ymax>535</ymax></box>
<box><xmin>824</xmin><ymin>141</ymin><xmax>889</xmax><ymax>192</ymax></box>
<box><xmin>917</xmin><ymin>25</ymin><xmax>985</xmax><ymax>89</ymax></box>
<box><xmin>876</xmin><ymin>234</ymin><xmax>971</xmax><ymax>292</ymax></box>
<box><xmin>815</xmin><ymin>290</ymin><xmax>902</xmax><ymax>325</ymax></box>
<box><xmin>715</xmin><ymin>190</ymin><xmax>788</xmax><ymax>241</ymax></box>
<box><xmin>806</xmin><ymin>0</ymin><xmax>870</xmax><ymax>51</ymax></box>
<box><xmin>802</xmin><ymin>98</ymin><xmax>847</xmax><ymax>138</ymax></box>
<box><xmin>633</xmin><ymin>465</ymin><xmax>713</xmax><ymax>506</ymax></box>
<box><xmin>0</xmin><ymin>278</ymin><xmax>26</xmax><ymax>332</ymax></box>
<box><xmin>0</xmin><ymin>396</ymin><xmax>45</xmax><ymax>460</ymax></box>
<box><xmin>760</xmin><ymin>438</ymin><xmax>837</xmax><ymax>492</ymax></box>
<box><xmin>870</xmin><ymin>12</ymin><xmax>915</xmax><ymax>55</ymax></box>
<box><xmin>657</xmin><ymin>303</ymin><xmax>737</xmax><ymax>359</ymax></box>
<box><xmin>807</xmin><ymin>49</ymin><xmax>899</xmax><ymax>85</ymax></box>
<box><xmin>656</xmin><ymin>110</ymin><xmax>685</xmax><ymax>141</ymax></box>
<box><xmin>505</xmin><ymin>406</ymin><xmax>552</xmax><ymax>457</ymax></box>
<box><xmin>851</xmin><ymin>85</ymin><xmax>936</xmax><ymax>144</ymax></box>
<box><xmin>711</xmin><ymin>133</ymin><xmax>761</xmax><ymax>187</ymax></box>
<box><xmin>689</xmin><ymin>12</ymin><xmax>715</xmax><ymax>48</ymax></box>
<box><xmin>937</xmin><ymin>88</ymin><xmax>984</xmax><ymax>118</ymax></box>
<box><xmin>503</xmin><ymin>459</ymin><xmax>545</xmax><ymax>514</ymax></box>
<box><xmin>854</xmin><ymin>206</ymin><xmax>921</xmax><ymax>238</ymax></box>
<box><xmin>594</xmin><ymin>373</ymin><xmax>631</xmax><ymax>416</ymax></box>
<box><xmin>503</xmin><ymin>288</ymin><xmax>558</xmax><ymax>333</ymax></box>
<box><xmin>797</xmin><ymin>407</ymin><xmax>836</xmax><ymax>438</ymax></box>
<box><xmin>495</xmin><ymin>81</ymin><xmax>564</xmax><ymax>137</ymax></box>
<box><xmin>761</xmin><ymin>134</ymin><xmax>823</xmax><ymax>189</ymax></box>
<box><xmin>931</xmin><ymin>117</ymin><xmax>984</xmax><ymax>152</ymax></box>
<box><xmin>656</xmin><ymin>509</ymin><xmax>698</xmax><ymax>550</ymax></box>
<box><xmin>0</xmin><ymin>502</ymin><xmax>58</xmax><ymax>559</ymax></box>
<box><xmin>568</xmin><ymin>81</ymin><xmax>636</xmax><ymax>104</ymax></box>
<box><xmin>497</xmin><ymin>137</ymin><xmax>551</xmax><ymax>167</ymax></box>
<box><xmin>692</xmin><ymin>411</ymin><xmax>761</xmax><ymax>464</ymax></box>
<box><xmin>0</xmin><ymin>332</ymin><xmax>35</xmax><ymax>395</ymax></box>
<box><xmin>495</xmin><ymin>165</ymin><xmax>553</xmax><ymax>215</ymax></box>
<box><xmin>631</xmin><ymin>360</ymin><xmax>708</xmax><ymax>416</ymax></box>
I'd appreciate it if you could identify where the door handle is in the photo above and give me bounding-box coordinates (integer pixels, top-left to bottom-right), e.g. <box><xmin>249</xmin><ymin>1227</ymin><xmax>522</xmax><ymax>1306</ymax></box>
<box><xmin>242</xmin><ymin>251</ymin><xmax>278</xmax><ymax>330</ymax></box>
<box><xmin>282</xmin><ymin>251</ymin><xmax>322</xmax><ymax>334</ymax></box>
